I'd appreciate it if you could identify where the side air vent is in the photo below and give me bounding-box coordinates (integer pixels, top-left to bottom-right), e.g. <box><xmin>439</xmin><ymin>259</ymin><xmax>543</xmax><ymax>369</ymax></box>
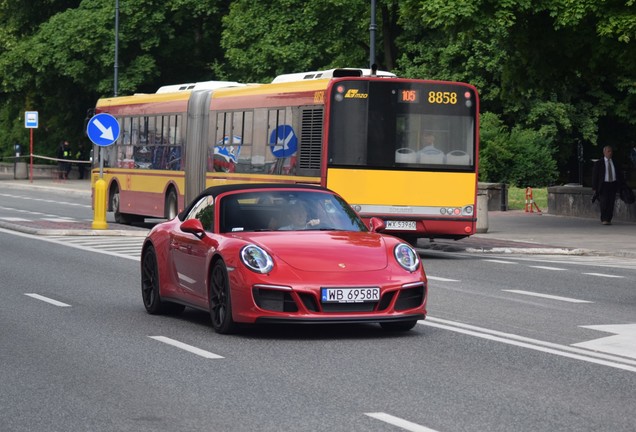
<box><xmin>299</xmin><ymin>108</ymin><xmax>323</xmax><ymax>170</ymax></box>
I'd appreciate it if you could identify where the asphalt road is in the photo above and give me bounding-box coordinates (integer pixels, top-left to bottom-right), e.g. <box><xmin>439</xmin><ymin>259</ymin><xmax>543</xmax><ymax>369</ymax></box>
<box><xmin>2</xmin><ymin>227</ymin><xmax>635</xmax><ymax>432</ymax></box>
<box><xmin>1</xmin><ymin>184</ymin><xmax>635</xmax><ymax>431</ymax></box>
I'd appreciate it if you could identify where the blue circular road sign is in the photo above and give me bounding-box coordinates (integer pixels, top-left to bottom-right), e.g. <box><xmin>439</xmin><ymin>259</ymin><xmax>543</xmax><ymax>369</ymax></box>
<box><xmin>269</xmin><ymin>125</ymin><xmax>298</xmax><ymax>158</ymax></box>
<box><xmin>87</xmin><ymin>113</ymin><xmax>120</xmax><ymax>147</ymax></box>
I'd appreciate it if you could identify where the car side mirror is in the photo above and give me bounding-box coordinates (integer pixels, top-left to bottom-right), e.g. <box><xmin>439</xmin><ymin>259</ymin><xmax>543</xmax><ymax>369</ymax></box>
<box><xmin>368</xmin><ymin>217</ymin><xmax>386</xmax><ymax>233</ymax></box>
<box><xmin>180</xmin><ymin>218</ymin><xmax>206</xmax><ymax>239</ymax></box>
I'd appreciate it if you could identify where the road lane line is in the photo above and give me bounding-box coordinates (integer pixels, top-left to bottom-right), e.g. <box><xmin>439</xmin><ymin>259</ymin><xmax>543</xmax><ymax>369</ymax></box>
<box><xmin>24</xmin><ymin>293</ymin><xmax>71</xmax><ymax>307</ymax></box>
<box><xmin>426</xmin><ymin>276</ymin><xmax>460</xmax><ymax>282</ymax></box>
<box><xmin>149</xmin><ymin>336</ymin><xmax>224</xmax><ymax>359</ymax></box>
<box><xmin>528</xmin><ymin>265</ymin><xmax>566</xmax><ymax>271</ymax></box>
<box><xmin>583</xmin><ymin>272</ymin><xmax>624</xmax><ymax>278</ymax></box>
<box><xmin>502</xmin><ymin>289</ymin><xmax>592</xmax><ymax>303</ymax></box>
<box><xmin>365</xmin><ymin>413</ymin><xmax>440</xmax><ymax>432</ymax></box>
<box><xmin>420</xmin><ymin>317</ymin><xmax>636</xmax><ymax>372</ymax></box>
<box><xmin>483</xmin><ymin>259</ymin><xmax>517</xmax><ymax>264</ymax></box>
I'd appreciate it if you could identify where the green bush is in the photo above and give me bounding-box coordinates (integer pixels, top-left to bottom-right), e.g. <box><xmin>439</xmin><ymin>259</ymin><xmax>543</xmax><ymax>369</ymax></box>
<box><xmin>479</xmin><ymin>112</ymin><xmax>558</xmax><ymax>187</ymax></box>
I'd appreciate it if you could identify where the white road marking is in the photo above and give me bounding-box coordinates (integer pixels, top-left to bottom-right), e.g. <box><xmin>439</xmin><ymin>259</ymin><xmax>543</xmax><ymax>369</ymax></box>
<box><xmin>365</xmin><ymin>413</ymin><xmax>440</xmax><ymax>432</ymax></box>
<box><xmin>24</xmin><ymin>293</ymin><xmax>71</xmax><ymax>307</ymax></box>
<box><xmin>426</xmin><ymin>276</ymin><xmax>459</xmax><ymax>282</ymax></box>
<box><xmin>0</xmin><ymin>217</ymin><xmax>30</xmax><ymax>221</ymax></box>
<box><xmin>583</xmin><ymin>272</ymin><xmax>624</xmax><ymax>278</ymax></box>
<box><xmin>149</xmin><ymin>336</ymin><xmax>224</xmax><ymax>359</ymax></box>
<box><xmin>0</xmin><ymin>193</ymin><xmax>91</xmax><ymax>208</ymax></box>
<box><xmin>573</xmin><ymin>324</ymin><xmax>636</xmax><ymax>359</ymax></box>
<box><xmin>483</xmin><ymin>259</ymin><xmax>517</xmax><ymax>264</ymax></box>
<box><xmin>528</xmin><ymin>265</ymin><xmax>566</xmax><ymax>271</ymax></box>
<box><xmin>420</xmin><ymin>317</ymin><xmax>636</xmax><ymax>372</ymax></box>
<box><xmin>503</xmin><ymin>289</ymin><xmax>592</xmax><ymax>303</ymax></box>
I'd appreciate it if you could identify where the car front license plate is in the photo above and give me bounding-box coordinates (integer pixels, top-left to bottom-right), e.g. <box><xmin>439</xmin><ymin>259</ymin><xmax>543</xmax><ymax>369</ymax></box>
<box><xmin>386</xmin><ymin>220</ymin><xmax>417</xmax><ymax>230</ymax></box>
<box><xmin>321</xmin><ymin>287</ymin><xmax>380</xmax><ymax>303</ymax></box>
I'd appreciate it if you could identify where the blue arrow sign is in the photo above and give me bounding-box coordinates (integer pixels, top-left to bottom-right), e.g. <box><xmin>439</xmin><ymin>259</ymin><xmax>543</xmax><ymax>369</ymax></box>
<box><xmin>87</xmin><ymin>113</ymin><xmax>120</xmax><ymax>147</ymax></box>
<box><xmin>269</xmin><ymin>125</ymin><xmax>298</xmax><ymax>158</ymax></box>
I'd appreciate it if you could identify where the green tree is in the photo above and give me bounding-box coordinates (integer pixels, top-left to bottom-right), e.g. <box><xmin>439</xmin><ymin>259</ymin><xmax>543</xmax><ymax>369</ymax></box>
<box><xmin>397</xmin><ymin>0</ymin><xmax>636</xmax><ymax>183</ymax></box>
<box><xmin>480</xmin><ymin>112</ymin><xmax>558</xmax><ymax>187</ymax></box>
<box><xmin>0</xmin><ymin>0</ymin><xmax>228</xmax><ymax>158</ymax></box>
<box><xmin>217</xmin><ymin>0</ymin><xmax>401</xmax><ymax>82</ymax></box>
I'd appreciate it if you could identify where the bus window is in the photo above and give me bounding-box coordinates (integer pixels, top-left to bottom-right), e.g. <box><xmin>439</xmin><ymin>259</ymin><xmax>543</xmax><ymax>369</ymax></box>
<box><xmin>328</xmin><ymin>81</ymin><xmax>475</xmax><ymax>170</ymax></box>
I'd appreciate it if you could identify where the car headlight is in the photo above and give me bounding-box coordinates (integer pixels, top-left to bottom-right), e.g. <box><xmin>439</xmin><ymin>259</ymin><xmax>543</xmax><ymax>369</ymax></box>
<box><xmin>241</xmin><ymin>245</ymin><xmax>274</xmax><ymax>274</ymax></box>
<box><xmin>394</xmin><ymin>243</ymin><xmax>420</xmax><ymax>272</ymax></box>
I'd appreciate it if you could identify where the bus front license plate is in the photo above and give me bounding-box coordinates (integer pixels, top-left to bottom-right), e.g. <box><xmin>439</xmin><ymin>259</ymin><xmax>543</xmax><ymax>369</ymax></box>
<box><xmin>386</xmin><ymin>220</ymin><xmax>416</xmax><ymax>230</ymax></box>
<box><xmin>321</xmin><ymin>288</ymin><xmax>380</xmax><ymax>303</ymax></box>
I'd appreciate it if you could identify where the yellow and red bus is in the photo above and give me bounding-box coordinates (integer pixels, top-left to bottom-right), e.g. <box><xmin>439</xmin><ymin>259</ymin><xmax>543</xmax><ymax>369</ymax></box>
<box><xmin>91</xmin><ymin>68</ymin><xmax>479</xmax><ymax>243</ymax></box>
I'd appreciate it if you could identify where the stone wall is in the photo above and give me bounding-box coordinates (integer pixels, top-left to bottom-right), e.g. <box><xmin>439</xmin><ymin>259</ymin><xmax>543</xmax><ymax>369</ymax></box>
<box><xmin>0</xmin><ymin>161</ymin><xmax>85</xmax><ymax>180</ymax></box>
<box><xmin>548</xmin><ymin>185</ymin><xmax>636</xmax><ymax>222</ymax></box>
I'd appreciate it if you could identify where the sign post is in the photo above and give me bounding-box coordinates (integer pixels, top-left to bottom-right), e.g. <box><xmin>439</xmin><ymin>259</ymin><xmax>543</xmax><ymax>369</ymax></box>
<box><xmin>86</xmin><ymin>113</ymin><xmax>120</xmax><ymax>230</ymax></box>
<box><xmin>24</xmin><ymin>111</ymin><xmax>38</xmax><ymax>183</ymax></box>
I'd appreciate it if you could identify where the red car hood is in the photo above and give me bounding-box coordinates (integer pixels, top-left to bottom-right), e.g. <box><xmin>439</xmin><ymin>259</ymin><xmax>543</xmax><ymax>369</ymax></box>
<box><xmin>245</xmin><ymin>231</ymin><xmax>389</xmax><ymax>272</ymax></box>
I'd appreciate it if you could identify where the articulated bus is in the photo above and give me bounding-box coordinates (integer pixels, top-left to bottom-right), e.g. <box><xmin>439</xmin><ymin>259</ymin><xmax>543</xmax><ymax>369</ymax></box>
<box><xmin>90</xmin><ymin>68</ymin><xmax>479</xmax><ymax>243</ymax></box>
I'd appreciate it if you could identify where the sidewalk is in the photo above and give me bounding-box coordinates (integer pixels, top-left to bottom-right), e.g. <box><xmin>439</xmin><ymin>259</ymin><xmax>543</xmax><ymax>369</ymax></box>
<box><xmin>1</xmin><ymin>177</ymin><xmax>635</xmax><ymax>257</ymax></box>
<box><xmin>0</xmin><ymin>178</ymin><xmax>148</xmax><ymax>236</ymax></box>
<box><xmin>423</xmin><ymin>211</ymin><xmax>636</xmax><ymax>258</ymax></box>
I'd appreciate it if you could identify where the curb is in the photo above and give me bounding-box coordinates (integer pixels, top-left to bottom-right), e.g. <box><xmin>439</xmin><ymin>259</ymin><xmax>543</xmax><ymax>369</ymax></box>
<box><xmin>0</xmin><ymin>180</ymin><xmax>91</xmax><ymax>197</ymax></box>
<box><xmin>416</xmin><ymin>242</ymin><xmax>590</xmax><ymax>256</ymax></box>
<box><xmin>0</xmin><ymin>221</ymin><xmax>148</xmax><ymax>237</ymax></box>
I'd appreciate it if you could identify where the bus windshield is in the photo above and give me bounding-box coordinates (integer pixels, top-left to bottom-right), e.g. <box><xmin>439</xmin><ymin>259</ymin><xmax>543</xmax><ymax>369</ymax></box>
<box><xmin>327</xmin><ymin>80</ymin><xmax>476</xmax><ymax>170</ymax></box>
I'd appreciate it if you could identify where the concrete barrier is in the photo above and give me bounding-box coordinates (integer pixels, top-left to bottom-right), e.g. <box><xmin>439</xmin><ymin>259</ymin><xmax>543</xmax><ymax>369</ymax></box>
<box><xmin>14</xmin><ymin>161</ymin><xmax>28</xmax><ymax>180</ymax></box>
<box><xmin>478</xmin><ymin>182</ymin><xmax>507</xmax><ymax>211</ymax></box>
<box><xmin>476</xmin><ymin>192</ymin><xmax>489</xmax><ymax>233</ymax></box>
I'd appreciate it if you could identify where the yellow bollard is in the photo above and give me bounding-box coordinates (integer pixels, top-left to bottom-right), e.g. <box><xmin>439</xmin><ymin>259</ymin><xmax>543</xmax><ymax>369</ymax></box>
<box><xmin>92</xmin><ymin>178</ymin><xmax>108</xmax><ymax>230</ymax></box>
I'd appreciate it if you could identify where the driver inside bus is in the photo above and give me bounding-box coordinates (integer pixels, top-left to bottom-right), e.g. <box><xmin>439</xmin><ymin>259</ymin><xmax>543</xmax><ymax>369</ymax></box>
<box><xmin>420</xmin><ymin>132</ymin><xmax>438</xmax><ymax>151</ymax></box>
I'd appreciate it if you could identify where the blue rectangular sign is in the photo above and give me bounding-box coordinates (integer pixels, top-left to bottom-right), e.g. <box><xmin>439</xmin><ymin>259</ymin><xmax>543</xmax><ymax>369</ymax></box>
<box><xmin>25</xmin><ymin>111</ymin><xmax>38</xmax><ymax>128</ymax></box>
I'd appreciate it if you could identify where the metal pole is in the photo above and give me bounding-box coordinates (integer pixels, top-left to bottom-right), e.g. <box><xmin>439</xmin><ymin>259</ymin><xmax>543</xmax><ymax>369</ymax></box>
<box><xmin>114</xmin><ymin>0</ymin><xmax>119</xmax><ymax>97</ymax></box>
<box><xmin>29</xmin><ymin>129</ymin><xmax>33</xmax><ymax>183</ymax></box>
<box><xmin>369</xmin><ymin>0</ymin><xmax>377</xmax><ymax>69</ymax></box>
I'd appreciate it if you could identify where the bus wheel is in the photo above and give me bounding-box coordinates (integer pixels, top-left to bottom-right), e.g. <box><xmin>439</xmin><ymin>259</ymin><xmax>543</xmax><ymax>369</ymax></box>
<box><xmin>165</xmin><ymin>189</ymin><xmax>178</xmax><ymax>220</ymax></box>
<box><xmin>111</xmin><ymin>187</ymin><xmax>138</xmax><ymax>224</ymax></box>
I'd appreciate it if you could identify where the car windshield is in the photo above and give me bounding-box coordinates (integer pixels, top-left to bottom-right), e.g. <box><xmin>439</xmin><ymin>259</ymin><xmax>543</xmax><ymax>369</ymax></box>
<box><xmin>219</xmin><ymin>190</ymin><xmax>368</xmax><ymax>233</ymax></box>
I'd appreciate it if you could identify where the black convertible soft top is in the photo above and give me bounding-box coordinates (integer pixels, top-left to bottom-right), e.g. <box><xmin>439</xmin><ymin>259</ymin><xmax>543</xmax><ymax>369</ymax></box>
<box><xmin>179</xmin><ymin>183</ymin><xmax>330</xmax><ymax>221</ymax></box>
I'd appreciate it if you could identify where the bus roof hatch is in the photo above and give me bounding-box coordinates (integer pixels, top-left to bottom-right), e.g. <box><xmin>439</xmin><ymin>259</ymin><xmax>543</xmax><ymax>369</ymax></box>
<box><xmin>272</xmin><ymin>68</ymin><xmax>396</xmax><ymax>83</ymax></box>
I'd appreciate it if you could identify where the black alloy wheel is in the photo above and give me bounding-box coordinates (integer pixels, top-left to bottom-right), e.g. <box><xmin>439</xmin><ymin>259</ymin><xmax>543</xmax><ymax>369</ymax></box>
<box><xmin>209</xmin><ymin>260</ymin><xmax>237</xmax><ymax>334</ymax></box>
<box><xmin>141</xmin><ymin>245</ymin><xmax>184</xmax><ymax>315</ymax></box>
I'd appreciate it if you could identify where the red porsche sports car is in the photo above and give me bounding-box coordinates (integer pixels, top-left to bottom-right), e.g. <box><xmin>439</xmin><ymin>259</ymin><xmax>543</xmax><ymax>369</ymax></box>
<box><xmin>141</xmin><ymin>184</ymin><xmax>427</xmax><ymax>334</ymax></box>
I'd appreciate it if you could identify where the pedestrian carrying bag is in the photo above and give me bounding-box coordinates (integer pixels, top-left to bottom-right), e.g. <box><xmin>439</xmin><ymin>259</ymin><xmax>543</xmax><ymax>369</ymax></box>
<box><xmin>619</xmin><ymin>184</ymin><xmax>635</xmax><ymax>204</ymax></box>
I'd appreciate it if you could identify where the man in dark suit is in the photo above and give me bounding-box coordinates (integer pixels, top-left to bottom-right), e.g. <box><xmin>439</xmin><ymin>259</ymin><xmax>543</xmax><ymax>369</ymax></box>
<box><xmin>592</xmin><ymin>145</ymin><xmax>623</xmax><ymax>225</ymax></box>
